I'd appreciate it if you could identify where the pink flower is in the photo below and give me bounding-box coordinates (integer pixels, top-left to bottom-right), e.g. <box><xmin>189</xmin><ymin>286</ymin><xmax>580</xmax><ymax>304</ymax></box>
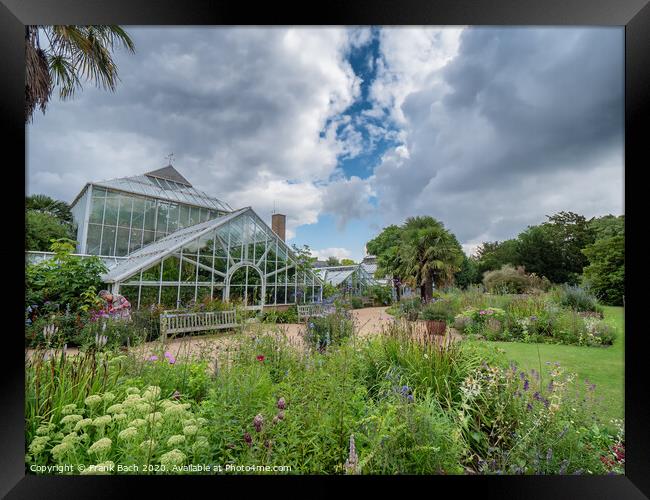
<box><xmin>256</xmin><ymin>355</ymin><xmax>265</xmax><ymax>362</ymax></box>
<box><xmin>147</xmin><ymin>355</ymin><xmax>158</xmax><ymax>362</ymax></box>
<box><xmin>164</xmin><ymin>351</ymin><xmax>176</xmax><ymax>364</ymax></box>
<box><xmin>479</xmin><ymin>310</ymin><xmax>486</xmax><ymax>315</ymax></box>
<box><xmin>277</xmin><ymin>397</ymin><xmax>286</xmax><ymax>410</ymax></box>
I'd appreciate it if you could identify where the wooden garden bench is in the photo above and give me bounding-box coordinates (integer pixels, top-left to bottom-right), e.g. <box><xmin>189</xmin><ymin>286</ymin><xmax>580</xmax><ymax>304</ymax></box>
<box><xmin>297</xmin><ymin>304</ymin><xmax>332</xmax><ymax>322</ymax></box>
<box><xmin>159</xmin><ymin>309</ymin><xmax>239</xmax><ymax>341</ymax></box>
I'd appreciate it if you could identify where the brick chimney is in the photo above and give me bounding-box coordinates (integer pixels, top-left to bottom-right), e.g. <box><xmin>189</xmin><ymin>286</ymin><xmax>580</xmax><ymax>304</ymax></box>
<box><xmin>272</xmin><ymin>213</ymin><xmax>286</xmax><ymax>241</ymax></box>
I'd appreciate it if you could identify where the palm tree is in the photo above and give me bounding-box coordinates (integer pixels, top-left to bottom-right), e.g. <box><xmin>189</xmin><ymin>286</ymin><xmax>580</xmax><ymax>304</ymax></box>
<box><xmin>398</xmin><ymin>216</ymin><xmax>464</xmax><ymax>302</ymax></box>
<box><xmin>26</xmin><ymin>194</ymin><xmax>73</xmax><ymax>223</ymax></box>
<box><xmin>25</xmin><ymin>25</ymin><xmax>135</xmax><ymax>122</ymax></box>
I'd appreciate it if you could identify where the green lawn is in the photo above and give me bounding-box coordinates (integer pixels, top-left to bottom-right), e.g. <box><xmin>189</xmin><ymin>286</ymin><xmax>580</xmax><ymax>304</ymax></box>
<box><xmin>473</xmin><ymin>306</ymin><xmax>624</xmax><ymax>426</ymax></box>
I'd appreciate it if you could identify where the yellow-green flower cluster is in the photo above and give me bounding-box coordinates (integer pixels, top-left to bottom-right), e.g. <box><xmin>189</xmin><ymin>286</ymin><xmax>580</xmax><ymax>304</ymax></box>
<box><xmin>182</xmin><ymin>425</ymin><xmax>198</xmax><ymax>437</ymax></box>
<box><xmin>84</xmin><ymin>395</ymin><xmax>103</xmax><ymax>407</ymax></box>
<box><xmin>93</xmin><ymin>415</ymin><xmax>112</xmax><ymax>428</ymax></box>
<box><xmin>88</xmin><ymin>437</ymin><xmax>112</xmax><ymax>455</ymax></box>
<box><xmin>142</xmin><ymin>386</ymin><xmax>161</xmax><ymax>402</ymax></box>
<box><xmin>61</xmin><ymin>404</ymin><xmax>79</xmax><ymax>415</ymax></box>
<box><xmin>118</xmin><ymin>427</ymin><xmax>138</xmax><ymax>441</ymax></box>
<box><xmin>166</xmin><ymin>434</ymin><xmax>185</xmax><ymax>447</ymax></box>
<box><xmin>106</xmin><ymin>404</ymin><xmax>124</xmax><ymax>414</ymax></box>
<box><xmin>74</xmin><ymin>418</ymin><xmax>93</xmax><ymax>432</ymax></box>
<box><xmin>28</xmin><ymin>436</ymin><xmax>50</xmax><ymax>455</ymax></box>
<box><xmin>51</xmin><ymin>440</ymin><xmax>75</xmax><ymax>461</ymax></box>
<box><xmin>60</xmin><ymin>414</ymin><xmax>83</xmax><ymax>426</ymax></box>
<box><xmin>102</xmin><ymin>392</ymin><xmax>116</xmax><ymax>404</ymax></box>
<box><xmin>160</xmin><ymin>449</ymin><xmax>186</xmax><ymax>469</ymax></box>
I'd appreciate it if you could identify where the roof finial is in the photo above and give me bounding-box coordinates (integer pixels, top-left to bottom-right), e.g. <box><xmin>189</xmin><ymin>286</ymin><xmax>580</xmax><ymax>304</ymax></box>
<box><xmin>165</xmin><ymin>152</ymin><xmax>175</xmax><ymax>165</ymax></box>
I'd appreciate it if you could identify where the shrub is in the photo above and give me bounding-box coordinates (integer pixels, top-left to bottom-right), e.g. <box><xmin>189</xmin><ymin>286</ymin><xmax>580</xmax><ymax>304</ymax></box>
<box><xmin>555</xmin><ymin>285</ymin><xmax>603</xmax><ymax>314</ymax></box>
<box><xmin>397</xmin><ymin>297</ymin><xmax>422</xmax><ymax>321</ymax></box>
<box><xmin>365</xmin><ymin>285</ymin><xmax>393</xmax><ymax>306</ymax></box>
<box><xmin>304</xmin><ymin>310</ymin><xmax>355</xmax><ymax>351</ymax></box>
<box><xmin>483</xmin><ymin>265</ymin><xmax>531</xmax><ymax>294</ymax></box>
<box><xmin>349</xmin><ymin>297</ymin><xmax>364</xmax><ymax>309</ymax></box>
<box><xmin>260</xmin><ymin>306</ymin><xmax>298</xmax><ymax>324</ymax></box>
<box><xmin>419</xmin><ymin>300</ymin><xmax>456</xmax><ymax>323</ymax></box>
<box><xmin>25</xmin><ymin>239</ymin><xmax>107</xmax><ymax>314</ymax></box>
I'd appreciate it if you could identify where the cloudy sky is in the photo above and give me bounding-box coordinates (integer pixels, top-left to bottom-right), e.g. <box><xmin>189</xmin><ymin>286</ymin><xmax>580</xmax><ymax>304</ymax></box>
<box><xmin>27</xmin><ymin>26</ymin><xmax>624</xmax><ymax>260</ymax></box>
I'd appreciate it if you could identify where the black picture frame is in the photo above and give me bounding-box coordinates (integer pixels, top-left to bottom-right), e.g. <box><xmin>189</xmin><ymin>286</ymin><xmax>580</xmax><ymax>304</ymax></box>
<box><xmin>3</xmin><ymin>0</ymin><xmax>647</xmax><ymax>497</ymax></box>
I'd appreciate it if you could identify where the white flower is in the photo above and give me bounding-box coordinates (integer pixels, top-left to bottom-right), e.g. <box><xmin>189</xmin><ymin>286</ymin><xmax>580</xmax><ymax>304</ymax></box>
<box><xmin>74</xmin><ymin>418</ymin><xmax>93</xmax><ymax>432</ymax></box>
<box><xmin>167</xmin><ymin>435</ymin><xmax>186</xmax><ymax>447</ymax></box>
<box><xmin>28</xmin><ymin>436</ymin><xmax>50</xmax><ymax>455</ymax></box>
<box><xmin>106</xmin><ymin>404</ymin><xmax>124</xmax><ymax>414</ymax></box>
<box><xmin>129</xmin><ymin>418</ymin><xmax>147</xmax><ymax>428</ymax></box>
<box><xmin>118</xmin><ymin>427</ymin><xmax>138</xmax><ymax>441</ymax></box>
<box><xmin>160</xmin><ymin>449</ymin><xmax>186</xmax><ymax>468</ymax></box>
<box><xmin>88</xmin><ymin>437</ymin><xmax>112</xmax><ymax>455</ymax></box>
<box><xmin>84</xmin><ymin>395</ymin><xmax>103</xmax><ymax>407</ymax></box>
<box><xmin>183</xmin><ymin>425</ymin><xmax>198</xmax><ymax>436</ymax></box>
<box><xmin>92</xmin><ymin>415</ymin><xmax>112</xmax><ymax>427</ymax></box>
<box><xmin>60</xmin><ymin>414</ymin><xmax>83</xmax><ymax>425</ymax></box>
<box><xmin>140</xmin><ymin>439</ymin><xmax>156</xmax><ymax>452</ymax></box>
<box><xmin>102</xmin><ymin>392</ymin><xmax>116</xmax><ymax>403</ymax></box>
<box><xmin>61</xmin><ymin>404</ymin><xmax>78</xmax><ymax>415</ymax></box>
<box><xmin>51</xmin><ymin>441</ymin><xmax>74</xmax><ymax>461</ymax></box>
<box><xmin>112</xmin><ymin>413</ymin><xmax>127</xmax><ymax>422</ymax></box>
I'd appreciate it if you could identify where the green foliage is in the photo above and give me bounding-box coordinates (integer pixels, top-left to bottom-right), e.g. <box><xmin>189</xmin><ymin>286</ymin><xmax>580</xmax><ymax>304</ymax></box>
<box><xmin>322</xmin><ymin>283</ymin><xmax>339</xmax><ymax>299</ymax></box>
<box><xmin>482</xmin><ymin>265</ymin><xmax>550</xmax><ymax>294</ymax></box>
<box><xmin>396</xmin><ymin>297</ymin><xmax>423</xmax><ymax>321</ymax></box>
<box><xmin>340</xmin><ymin>258</ymin><xmax>356</xmax><ymax>266</ymax></box>
<box><xmin>26</xmin><ymin>210</ymin><xmax>75</xmax><ymax>251</ymax></box>
<box><xmin>455</xmin><ymin>254</ymin><xmax>481</xmax><ymax>289</ymax></box>
<box><xmin>26</xmin><ymin>194</ymin><xmax>73</xmax><ymax>223</ymax></box>
<box><xmin>304</xmin><ymin>310</ymin><xmax>355</xmax><ymax>351</ymax></box>
<box><xmin>419</xmin><ymin>300</ymin><xmax>457</xmax><ymax>323</ymax></box>
<box><xmin>349</xmin><ymin>297</ymin><xmax>364</xmax><ymax>309</ymax></box>
<box><xmin>582</xmin><ymin>234</ymin><xmax>624</xmax><ymax>306</ymax></box>
<box><xmin>260</xmin><ymin>307</ymin><xmax>298</xmax><ymax>324</ymax></box>
<box><xmin>554</xmin><ymin>285</ymin><xmax>603</xmax><ymax>313</ymax></box>
<box><xmin>398</xmin><ymin>216</ymin><xmax>465</xmax><ymax>299</ymax></box>
<box><xmin>365</xmin><ymin>285</ymin><xmax>393</xmax><ymax>306</ymax></box>
<box><xmin>326</xmin><ymin>256</ymin><xmax>340</xmax><ymax>266</ymax></box>
<box><xmin>26</xmin><ymin>239</ymin><xmax>107</xmax><ymax>313</ymax></box>
<box><xmin>475</xmin><ymin>239</ymin><xmax>520</xmax><ymax>275</ymax></box>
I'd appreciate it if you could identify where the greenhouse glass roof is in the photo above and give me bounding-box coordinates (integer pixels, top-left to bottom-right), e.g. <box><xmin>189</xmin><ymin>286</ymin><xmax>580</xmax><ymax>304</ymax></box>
<box><xmin>71</xmin><ymin>165</ymin><xmax>232</xmax><ymax>212</ymax></box>
<box><xmin>315</xmin><ymin>264</ymin><xmax>378</xmax><ymax>287</ymax></box>
<box><xmin>102</xmin><ymin>207</ymin><xmax>248</xmax><ymax>283</ymax></box>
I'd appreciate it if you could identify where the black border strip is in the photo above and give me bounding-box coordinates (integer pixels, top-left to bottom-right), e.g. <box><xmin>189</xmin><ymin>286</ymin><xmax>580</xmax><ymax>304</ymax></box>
<box><xmin>3</xmin><ymin>0</ymin><xmax>648</xmax><ymax>498</ymax></box>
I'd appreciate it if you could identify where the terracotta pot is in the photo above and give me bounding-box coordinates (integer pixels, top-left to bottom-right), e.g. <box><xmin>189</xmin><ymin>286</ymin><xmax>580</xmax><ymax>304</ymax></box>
<box><xmin>426</xmin><ymin>320</ymin><xmax>447</xmax><ymax>336</ymax></box>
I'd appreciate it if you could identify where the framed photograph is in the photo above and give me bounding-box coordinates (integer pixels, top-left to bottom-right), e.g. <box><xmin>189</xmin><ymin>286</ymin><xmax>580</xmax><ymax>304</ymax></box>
<box><xmin>3</xmin><ymin>0</ymin><xmax>647</xmax><ymax>497</ymax></box>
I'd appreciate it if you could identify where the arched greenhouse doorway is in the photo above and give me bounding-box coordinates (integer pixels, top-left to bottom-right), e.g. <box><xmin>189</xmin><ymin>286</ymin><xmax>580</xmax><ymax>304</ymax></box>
<box><xmin>224</xmin><ymin>262</ymin><xmax>265</xmax><ymax>309</ymax></box>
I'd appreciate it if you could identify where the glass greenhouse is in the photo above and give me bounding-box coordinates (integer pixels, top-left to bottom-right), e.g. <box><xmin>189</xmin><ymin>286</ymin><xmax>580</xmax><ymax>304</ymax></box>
<box><xmin>315</xmin><ymin>264</ymin><xmax>377</xmax><ymax>296</ymax></box>
<box><xmin>70</xmin><ymin>165</ymin><xmax>232</xmax><ymax>257</ymax></box>
<box><xmin>102</xmin><ymin>207</ymin><xmax>323</xmax><ymax>310</ymax></box>
<box><xmin>66</xmin><ymin>165</ymin><xmax>323</xmax><ymax>310</ymax></box>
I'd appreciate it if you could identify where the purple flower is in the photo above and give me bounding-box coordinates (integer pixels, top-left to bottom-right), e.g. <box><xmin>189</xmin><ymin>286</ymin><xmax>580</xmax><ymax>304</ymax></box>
<box><xmin>253</xmin><ymin>414</ymin><xmax>264</xmax><ymax>432</ymax></box>
<box><xmin>164</xmin><ymin>351</ymin><xmax>176</xmax><ymax>364</ymax></box>
<box><xmin>479</xmin><ymin>310</ymin><xmax>486</xmax><ymax>315</ymax></box>
<box><xmin>523</xmin><ymin>379</ymin><xmax>530</xmax><ymax>391</ymax></box>
<box><xmin>147</xmin><ymin>355</ymin><xmax>158</xmax><ymax>362</ymax></box>
<box><xmin>244</xmin><ymin>432</ymin><xmax>252</xmax><ymax>446</ymax></box>
<box><xmin>519</xmin><ymin>371</ymin><xmax>526</xmax><ymax>380</ymax></box>
<box><xmin>530</xmin><ymin>315</ymin><xmax>538</xmax><ymax>321</ymax></box>
<box><xmin>533</xmin><ymin>391</ymin><xmax>542</xmax><ymax>401</ymax></box>
<box><xmin>526</xmin><ymin>403</ymin><xmax>533</xmax><ymax>411</ymax></box>
<box><xmin>277</xmin><ymin>397</ymin><xmax>286</xmax><ymax>410</ymax></box>
<box><xmin>277</xmin><ymin>410</ymin><xmax>285</xmax><ymax>420</ymax></box>
<box><xmin>406</xmin><ymin>394</ymin><xmax>414</xmax><ymax>403</ymax></box>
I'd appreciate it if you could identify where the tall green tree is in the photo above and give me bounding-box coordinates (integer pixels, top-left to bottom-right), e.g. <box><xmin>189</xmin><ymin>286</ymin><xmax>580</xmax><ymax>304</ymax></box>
<box><xmin>398</xmin><ymin>216</ymin><xmax>464</xmax><ymax>301</ymax></box>
<box><xmin>26</xmin><ymin>210</ymin><xmax>76</xmax><ymax>251</ymax></box>
<box><xmin>25</xmin><ymin>25</ymin><xmax>135</xmax><ymax>122</ymax></box>
<box><xmin>326</xmin><ymin>256</ymin><xmax>340</xmax><ymax>266</ymax></box>
<box><xmin>582</xmin><ymin>215</ymin><xmax>624</xmax><ymax>305</ymax></box>
<box><xmin>366</xmin><ymin>224</ymin><xmax>404</xmax><ymax>300</ymax></box>
<box><xmin>340</xmin><ymin>258</ymin><xmax>356</xmax><ymax>266</ymax></box>
<box><xmin>26</xmin><ymin>194</ymin><xmax>73</xmax><ymax>223</ymax></box>
<box><xmin>475</xmin><ymin>239</ymin><xmax>520</xmax><ymax>275</ymax></box>
<box><xmin>455</xmin><ymin>254</ymin><xmax>481</xmax><ymax>289</ymax></box>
